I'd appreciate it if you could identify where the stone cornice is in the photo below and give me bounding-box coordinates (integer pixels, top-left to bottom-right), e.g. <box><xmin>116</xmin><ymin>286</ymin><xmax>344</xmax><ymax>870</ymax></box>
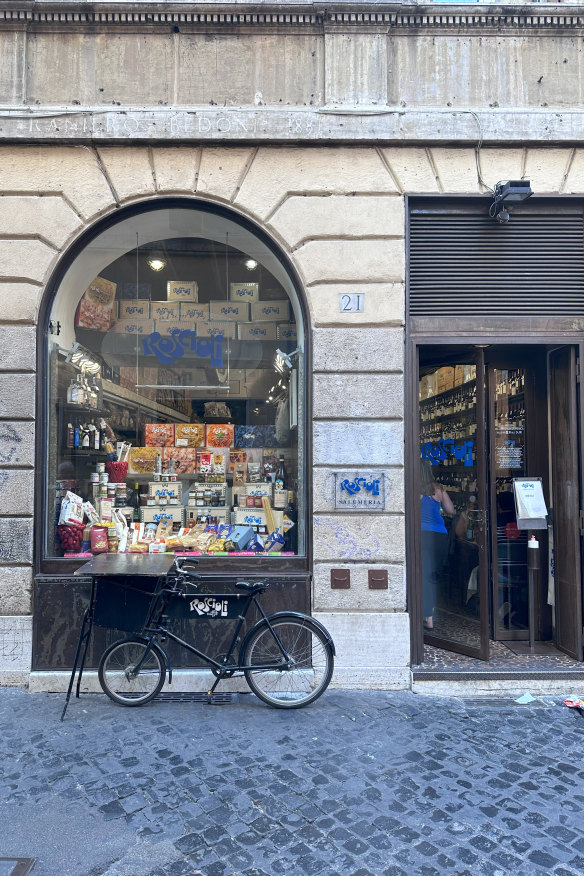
<box><xmin>1</xmin><ymin>2</ymin><xmax>584</xmax><ymax>30</ymax></box>
<box><xmin>0</xmin><ymin>104</ymin><xmax>583</xmax><ymax>144</ymax></box>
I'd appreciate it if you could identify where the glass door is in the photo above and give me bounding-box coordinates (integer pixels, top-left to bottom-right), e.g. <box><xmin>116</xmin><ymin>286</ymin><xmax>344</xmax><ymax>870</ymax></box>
<box><xmin>491</xmin><ymin>366</ymin><xmax>530</xmax><ymax>640</ymax></box>
<box><xmin>418</xmin><ymin>349</ymin><xmax>489</xmax><ymax>660</ymax></box>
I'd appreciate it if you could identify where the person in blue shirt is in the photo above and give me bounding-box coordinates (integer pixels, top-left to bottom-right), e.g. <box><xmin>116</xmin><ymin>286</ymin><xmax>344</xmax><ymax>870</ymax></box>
<box><xmin>420</xmin><ymin>458</ymin><xmax>454</xmax><ymax>630</ymax></box>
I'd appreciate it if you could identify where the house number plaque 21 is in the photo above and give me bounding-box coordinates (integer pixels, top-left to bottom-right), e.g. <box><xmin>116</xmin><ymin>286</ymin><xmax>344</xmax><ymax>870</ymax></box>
<box><xmin>339</xmin><ymin>293</ymin><xmax>364</xmax><ymax>313</ymax></box>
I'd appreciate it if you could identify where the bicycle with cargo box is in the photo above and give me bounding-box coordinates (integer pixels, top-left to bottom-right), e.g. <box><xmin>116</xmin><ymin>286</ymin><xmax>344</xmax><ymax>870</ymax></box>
<box><xmin>96</xmin><ymin>557</ymin><xmax>335</xmax><ymax>709</ymax></box>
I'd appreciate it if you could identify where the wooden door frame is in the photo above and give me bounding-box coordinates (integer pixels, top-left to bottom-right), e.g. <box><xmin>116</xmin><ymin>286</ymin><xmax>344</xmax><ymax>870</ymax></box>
<box><xmin>548</xmin><ymin>343</ymin><xmax>584</xmax><ymax>661</ymax></box>
<box><xmin>407</xmin><ymin>333</ymin><xmax>584</xmax><ymax>666</ymax></box>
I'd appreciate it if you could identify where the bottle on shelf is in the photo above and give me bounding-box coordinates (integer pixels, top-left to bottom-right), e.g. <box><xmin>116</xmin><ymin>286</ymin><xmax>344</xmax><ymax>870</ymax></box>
<box><xmin>93</xmin><ymin>420</ymin><xmax>101</xmax><ymax>451</ymax></box>
<box><xmin>73</xmin><ymin>418</ymin><xmax>80</xmax><ymax>448</ymax></box>
<box><xmin>275</xmin><ymin>457</ymin><xmax>286</xmax><ymax>491</ymax></box>
<box><xmin>66</xmin><ymin>422</ymin><xmax>74</xmax><ymax>449</ymax></box>
<box><xmin>66</xmin><ymin>379</ymin><xmax>76</xmax><ymax>404</ymax></box>
<box><xmin>132</xmin><ymin>482</ymin><xmax>141</xmax><ymax>522</ymax></box>
<box><xmin>284</xmin><ymin>490</ymin><xmax>297</xmax><ymax>553</ymax></box>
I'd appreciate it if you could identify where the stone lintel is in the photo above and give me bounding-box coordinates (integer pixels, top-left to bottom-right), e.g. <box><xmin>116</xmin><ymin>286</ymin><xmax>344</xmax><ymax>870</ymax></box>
<box><xmin>0</xmin><ymin>106</ymin><xmax>583</xmax><ymax>145</ymax></box>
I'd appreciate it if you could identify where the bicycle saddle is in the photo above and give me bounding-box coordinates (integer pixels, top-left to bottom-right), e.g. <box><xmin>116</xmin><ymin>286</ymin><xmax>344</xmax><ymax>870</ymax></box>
<box><xmin>235</xmin><ymin>581</ymin><xmax>270</xmax><ymax>594</ymax></box>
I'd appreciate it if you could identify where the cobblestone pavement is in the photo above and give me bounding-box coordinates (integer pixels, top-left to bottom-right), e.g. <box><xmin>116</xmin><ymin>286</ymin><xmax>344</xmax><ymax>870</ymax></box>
<box><xmin>2</xmin><ymin>688</ymin><xmax>584</xmax><ymax>876</ymax></box>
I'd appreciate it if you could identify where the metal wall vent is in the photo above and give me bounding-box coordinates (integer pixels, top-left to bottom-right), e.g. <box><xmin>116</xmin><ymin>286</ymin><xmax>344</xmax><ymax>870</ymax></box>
<box><xmin>408</xmin><ymin>210</ymin><xmax>584</xmax><ymax>318</ymax></box>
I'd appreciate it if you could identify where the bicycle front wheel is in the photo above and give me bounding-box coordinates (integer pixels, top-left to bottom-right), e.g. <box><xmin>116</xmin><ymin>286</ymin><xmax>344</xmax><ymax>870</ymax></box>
<box><xmin>243</xmin><ymin>615</ymin><xmax>334</xmax><ymax>708</ymax></box>
<box><xmin>98</xmin><ymin>637</ymin><xmax>166</xmax><ymax>706</ymax></box>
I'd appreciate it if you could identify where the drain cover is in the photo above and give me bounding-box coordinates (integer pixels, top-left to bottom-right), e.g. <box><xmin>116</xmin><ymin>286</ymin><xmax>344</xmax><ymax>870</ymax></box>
<box><xmin>0</xmin><ymin>860</ymin><xmax>35</xmax><ymax>876</ymax></box>
<box><xmin>156</xmin><ymin>692</ymin><xmax>234</xmax><ymax>703</ymax></box>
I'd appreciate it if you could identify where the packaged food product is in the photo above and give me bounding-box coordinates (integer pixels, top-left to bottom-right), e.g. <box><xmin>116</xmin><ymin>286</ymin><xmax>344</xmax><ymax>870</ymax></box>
<box><xmin>277</xmin><ymin>324</ymin><xmax>298</xmax><ymax>341</ymax></box>
<box><xmin>246</xmin><ymin>534</ymin><xmax>266</xmax><ymax>552</ymax></box>
<box><xmin>90</xmin><ymin>526</ymin><xmax>109</xmax><ymax>554</ymax></box>
<box><xmin>251</xmin><ymin>300</ymin><xmax>290</xmax><ymax>322</ymax></box>
<box><xmin>265</xmin><ymin>530</ymin><xmax>286</xmax><ymax>552</ymax></box>
<box><xmin>229</xmin><ymin>282</ymin><xmax>259</xmax><ymax>302</ymax></box>
<box><xmin>83</xmin><ymin>501</ymin><xmax>100</xmax><ymax>525</ymax></box>
<box><xmin>75</xmin><ymin>276</ymin><xmax>116</xmax><ymax>331</ymax></box>
<box><xmin>175</xmin><ymin>424</ymin><xmax>205</xmax><ymax>447</ymax></box>
<box><xmin>163</xmin><ymin>447</ymin><xmax>198</xmax><ymax>474</ymax></box>
<box><xmin>196</xmin><ymin>321</ymin><xmax>236</xmax><ymax>339</ymax></box>
<box><xmin>156</xmin><ymin>519</ymin><xmax>173</xmax><ymax>539</ymax></box>
<box><xmin>197</xmin><ymin>451</ymin><xmax>213</xmax><ymax>475</ymax></box>
<box><xmin>206</xmin><ymin>424</ymin><xmax>234</xmax><ymax>448</ymax></box>
<box><xmin>209</xmin><ymin>301</ymin><xmax>249</xmax><ymax>321</ymax></box>
<box><xmin>112</xmin><ymin>319</ymin><xmax>155</xmax><ymax>335</ymax></box>
<box><xmin>234</xmin><ymin>425</ymin><xmax>278</xmax><ymax>448</ymax></box>
<box><xmin>118</xmin><ymin>300</ymin><xmax>151</xmax><ymax>319</ymax></box>
<box><xmin>247</xmin><ymin>462</ymin><xmax>262</xmax><ymax>483</ymax></box>
<box><xmin>57</xmin><ymin>523</ymin><xmax>85</xmax><ymax>553</ymax></box>
<box><xmin>155</xmin><ymin>320</ymin><xmax>186</xmax><ymax>337</ymax></box>
<box><xmin>195</xmin><ymin>531</ymin><xmax>217</xmax><ymax>552</ymax></box>
<box><xmin>142</xmin><ymin>522</ymin><xmax>158</xmax><ymax>542</ymax></box>
<box><xmin>167</xmin><ymin>281</ymin><xmax>198</xmax><ymax>302</ymax></box>
<box><xmin>212</xmin><ymin>450</ymin><xmax>228</xmax><ymax>477</ymax></box>
<box><xmin>228</xmin><ymin>525</ymin><xmax>255</xmax><ymax>550</ymax></box>
<box><xmin>145</xmin><ymin>424</ymin><xmax>175</xmax><ymax>447</ymax></box>
<box><xmin>229</xmin><ymin>450</ymin><xmax>247</xmax><ymax>471</ymax></box>
<box><xmin>59</xmin><ymin>491</ymin><xmax>84</xmax><ymax>526</ymax></box>
<box><xmin>164</xmin><ymin>535</ymin><xmax>183</xmax><ymax>551</ymax></box>
<box><xmin>97</xmin><ymin>498</ymin><xmax>113</xmax><ymax>521</ymax></box>
<box><xmin>180</xmin><ymin>302</ymin><xmax>209</xmax><ymax>321</ymax></box>
<box><xmin>237</xmin><ymin>323</ymin><xmax>277</xmax><ymax>341</ymax></box>
<box><xmin>207</xmin><ymin>538</ymin><xmax>227</xmax><ymax>553</ymax></box>
<box><xmin>180</xmin><ymin>525</ymin><xmax>206</xmax><ymax>548</ymax></box>
<box><xmin>129</xmin><ymin>447</ymin><xmax>159</xmax><ymax>475</ymax></box>
<box><xmin>262</xmin><ymin>455</ymin><xmax>277</xmax><ymax>479</ymax></box>
<box><xmin>107</xmin><ymin>529</ymin><xmax>119</xmax><ymax>553</ymax></box>
<box><xmin>152</xmin><ymin>302</ymin><xmax>181</xmax><ymax>320</ymax></box>
<box><xmin>233</xmin><ymin>463</ymin><xmax>247</xmax><ymax>487</ymax></box>
<box><xmin>128</xmin><ymin>540</ymin><xmax>148</xmax><ymax>553</ymax></box>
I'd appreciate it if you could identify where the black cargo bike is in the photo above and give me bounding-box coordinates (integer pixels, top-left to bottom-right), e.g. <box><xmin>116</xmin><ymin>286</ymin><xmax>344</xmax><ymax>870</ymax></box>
<box><xmin>62</xmin><ymin>554</ymin><xmax>335</xmax><ymax>717</ymax></box>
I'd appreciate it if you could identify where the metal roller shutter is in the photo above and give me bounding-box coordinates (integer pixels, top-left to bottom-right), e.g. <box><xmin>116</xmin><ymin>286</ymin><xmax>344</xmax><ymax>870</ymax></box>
<box><xmin>409</xmin><ymin>206</ymin><xmax>584</xmax><ymax>318</ymax></box>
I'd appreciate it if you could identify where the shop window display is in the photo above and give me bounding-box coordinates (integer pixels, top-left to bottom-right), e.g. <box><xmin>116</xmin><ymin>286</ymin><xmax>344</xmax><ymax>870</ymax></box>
<box><xmin>46</xmin><ymin>204</ymin><xmax>304</xmax><ymax>562</ymax></box>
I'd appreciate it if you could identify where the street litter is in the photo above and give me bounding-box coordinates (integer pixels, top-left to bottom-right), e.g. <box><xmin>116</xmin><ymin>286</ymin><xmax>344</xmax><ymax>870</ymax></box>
<box><xmin>563</xmin><ymin>698</ymin><xmax>584</xmax><ymax>716</ymax></box>
<box><xmin>515</xmin><ymin>692</ymin><xmax>536</xmax><ymax>704</ymax></box>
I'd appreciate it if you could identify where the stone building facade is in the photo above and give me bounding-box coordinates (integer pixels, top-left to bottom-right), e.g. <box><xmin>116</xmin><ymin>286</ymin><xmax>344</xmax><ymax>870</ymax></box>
<box><xmin>1</xmin><ymin>0</ymin><xmax>583</xmax><ymax>690</ymax></box>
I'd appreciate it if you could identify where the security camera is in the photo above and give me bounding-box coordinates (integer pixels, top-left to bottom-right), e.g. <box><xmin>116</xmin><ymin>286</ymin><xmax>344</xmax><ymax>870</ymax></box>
<box><xmin>496</xmin><ymin>208</ymin><xmax>510</xmax><ymax>224</ymax></box>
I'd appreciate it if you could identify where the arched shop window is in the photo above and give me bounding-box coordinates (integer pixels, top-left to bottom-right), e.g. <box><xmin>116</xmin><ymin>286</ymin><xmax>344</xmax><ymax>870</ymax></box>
<box><xmin>44</xmin><ymin>201</ymin><xmax>306</xmax><ymax>564</ymax></box>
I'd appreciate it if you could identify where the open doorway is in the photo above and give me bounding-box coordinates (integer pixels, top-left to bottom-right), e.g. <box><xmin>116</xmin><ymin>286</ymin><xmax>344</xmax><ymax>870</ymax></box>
<box><xmin>412</xmin><ymin>342</ymin><xmax>584</xmax><ymax>663</ymax></box>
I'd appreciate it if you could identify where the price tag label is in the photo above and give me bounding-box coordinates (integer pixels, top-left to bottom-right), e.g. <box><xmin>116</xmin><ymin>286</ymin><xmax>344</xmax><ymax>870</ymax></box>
<box><xmin>339</xmin><ymin>293</ymin><xmax>364</xmax><ymax>313</ymax></box>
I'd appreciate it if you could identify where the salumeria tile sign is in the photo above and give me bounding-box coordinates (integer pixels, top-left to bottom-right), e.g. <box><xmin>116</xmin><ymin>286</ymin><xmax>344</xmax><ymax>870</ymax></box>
<box><xmin>334</xmin><ymin>472</ymin><xmax>385</xmax><ymax>511</ymax></box>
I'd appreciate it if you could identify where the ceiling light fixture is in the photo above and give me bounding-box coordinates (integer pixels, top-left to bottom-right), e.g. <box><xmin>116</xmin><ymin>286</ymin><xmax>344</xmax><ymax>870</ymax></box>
<box><xmin>245</xmin><ymin>258</ymin><xmax>258</xmax><ymax>271</ymax></box>
<box><xmin>147</xmin><ymin>255</ymin><xmax>167</xmax><ymax>272</ymax></box>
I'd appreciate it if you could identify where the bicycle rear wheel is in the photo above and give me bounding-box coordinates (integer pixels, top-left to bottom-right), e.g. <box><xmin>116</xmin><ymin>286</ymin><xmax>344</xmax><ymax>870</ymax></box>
<box><xmin>243</xmin><ymin>615</ymin><xmax>334</xmax><ymax>708</ymax></box>
<box><xmin>98</xmin><ymin>637</ymin><xmax>166</xmax><ymax>706</ymax></box>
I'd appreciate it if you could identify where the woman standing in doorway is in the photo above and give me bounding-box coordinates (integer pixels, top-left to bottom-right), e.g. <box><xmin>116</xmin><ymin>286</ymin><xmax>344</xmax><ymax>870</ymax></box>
<box><xmin>420</xmin><ymin>458</ymin><xmax>454</xmax><ymax>630</ymax></box>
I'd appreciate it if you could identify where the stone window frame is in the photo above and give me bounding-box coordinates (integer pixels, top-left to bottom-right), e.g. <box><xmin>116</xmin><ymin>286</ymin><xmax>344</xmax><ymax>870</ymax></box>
<box><xmin>36</xmin><ymin>194</ymin><xmax>313</xmax><ymax>575</ymax></box>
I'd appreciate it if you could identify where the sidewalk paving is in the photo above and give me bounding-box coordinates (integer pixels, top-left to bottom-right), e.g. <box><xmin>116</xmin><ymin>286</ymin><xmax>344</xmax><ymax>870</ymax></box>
<box><xmin>1</xmin><ymin>687</ymin><xmax>584</xmax><ymax>876</ymax></box>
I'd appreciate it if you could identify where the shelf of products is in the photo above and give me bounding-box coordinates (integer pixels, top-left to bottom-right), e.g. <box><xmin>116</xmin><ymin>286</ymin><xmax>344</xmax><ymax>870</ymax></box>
<box><xmin>419</xmin><ymin>369</ymin><xmax>478</xmax><ymax>514</ymax></box>
<box><xmin>48</xmin><ymin>259</ymin><xmax>301</xmax><ymax>560</ymax></box>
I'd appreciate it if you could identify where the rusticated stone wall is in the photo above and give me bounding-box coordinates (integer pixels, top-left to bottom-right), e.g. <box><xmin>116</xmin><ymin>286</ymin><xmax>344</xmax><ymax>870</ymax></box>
<box><xmin>0</xmin><ymin>143</ymin><xmax>581</xmax><ymax>688</ymax></box>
